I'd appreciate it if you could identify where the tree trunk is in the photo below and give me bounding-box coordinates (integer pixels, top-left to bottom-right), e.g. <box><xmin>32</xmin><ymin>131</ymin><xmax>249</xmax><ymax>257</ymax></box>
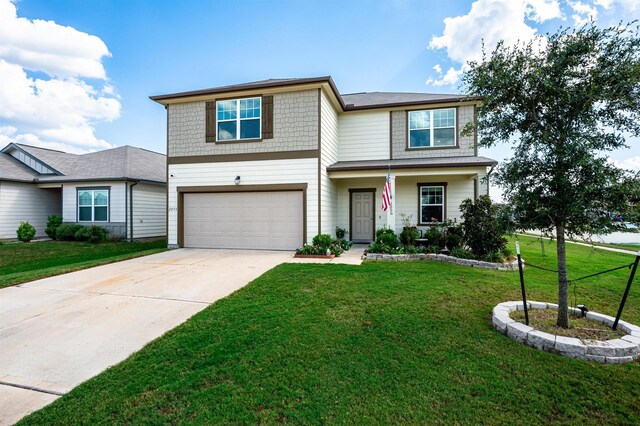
<box><xmin>556</xmin><ymin>224</ymin><xmax>569</xmax><ymax>328</ymax></box>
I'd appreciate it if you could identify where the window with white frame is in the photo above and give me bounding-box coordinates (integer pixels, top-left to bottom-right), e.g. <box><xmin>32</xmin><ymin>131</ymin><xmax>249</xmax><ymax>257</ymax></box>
<box><xmin>217</xmin><ymin>97</ymin><xmax>261</xmax><ymax>141</ymax></box>
<box><xmin>419</xmin><ymin>185</ymin><xmax>445</xmax><ymax>223</ymax></box>
<box><xmin>408</xmin><ymin>108</ymin><xmax>456</xmax><ymax>148</ymax></box>
<box><xmin>78</xmin><ymin>189</ymin><xmax>109</xmax><ymax>222</ymax></box>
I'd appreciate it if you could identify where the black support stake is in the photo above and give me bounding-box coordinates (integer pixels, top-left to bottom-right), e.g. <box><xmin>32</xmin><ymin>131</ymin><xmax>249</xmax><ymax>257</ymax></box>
<box><xmin>613</xmin><ymin>251</ymin><xmax>640</xmax><ymax>330</ymax></box>
<box><xmin>516</xmin><ymin>241</ymin><xmax>529</xmax><ymax>325</ymax></box>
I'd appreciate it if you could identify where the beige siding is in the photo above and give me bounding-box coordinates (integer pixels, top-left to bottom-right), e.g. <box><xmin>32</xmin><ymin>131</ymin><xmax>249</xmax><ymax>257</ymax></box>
<box><xmin>0</xmin><ymin>182</ymin><xmax>61</xmax><ymax>239</ymax></box>
<box><xmin>168</xmin><ymin>158</ymin><xmax>318</xmax><ymax>247</ymax></box>
<box><xmin>338</xmin><ymin>111</ymin><xmax>390</xmax><ymax>161</ymax></box>
<box><xmin>394</xmin><ymin>175</ymin><xmax>476</xmax><ymax>233</ymax></box>
<box><xmin>320</xmin><ymin>90</ymin><xmax>339</xmax><ymax>236</ymax></box>
<box><xmin>168</xmin><ymin>89</ymin><xmax>319</xmax><ymax>157</ymax></box>
<box><xmin>132</xmin><ymin>183</ymin><xmax>166</xmax><ymax>238</ymax></box>
<box><xmin>336</xmin><ymin>178</ymin><xmax>389</xmax><ymax>238</ymax></box>
<box><xmin>62</xmin><ymin>182</ymin><xmax>127</xmax><ymax>223</ymax></box>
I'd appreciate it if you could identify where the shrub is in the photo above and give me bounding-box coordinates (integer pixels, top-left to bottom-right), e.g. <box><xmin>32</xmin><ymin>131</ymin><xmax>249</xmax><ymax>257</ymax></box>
<box><xmin>449</xmin><ymin>247</ymin><xmax>475</xmax><ymax>259</ymax></box>
<box><xmin>55</xmin><ymin>224</ymin><xmax>85</xmax><ymax>241</ymax></box>
<box><xmin>334</xmin><ymin>238</ymin><xmax>352</xmax><ymax>251</ymax></box>
<box><xmin>375</xmin><ymin>227</ymin><xmax>399</xmax><ymax>248</ymax></box>
<box><xmin>367</xmin><ymin>241</ymin><xmax>392</xmax><ymax>254</ymax></box>
<box><xmin>312</xmin><ymin>234</ymin><xmax>333</xmax><ymax>251</ymax></box>
<box><xmin>328</xmin><ymin>243</ymin><xmax>344</xmax><ymax>257</ymax></box>
<box><xmin>444</xmin><ymin>225</ymin><xmax>463</xmax><ymax>250</ymax></box>
<box><xmin>423</xmin><ymin>227</ymin><xmax>443</xmax><ymax>248</ymax></box>
<box><xmin>297</xmin><ymin>244</ymin><xmax>323</xmax><ymax>255</ymax></box>
<box><xmin>335</xmin><ymin>226</ymin><xmax>348</xmax><ymax>239</ymax></box>
<box><xmin>45</xmin><ymin>215</ymin><xmax>63</xmax><ymax>240</ymax></box>
<box><xmin>400</xmin><ymin>226</ymin><xmax>420</xmax><ymax>246</ymax></box>
<box><xmin>459</xmin><ymin>195</ymin><xmax>508</xmax><ymax>258</ymax></box>
<box><xmin>402</xmin><ymin>245</ymin><xmax>421</xmax><ymax>254</ymax></box>
<box><xmin>75</xmin><ymin>225</ymin><xmax>108</xmax><ymax>243</ymax></box>
<box><xmin>16</xmin><ymin>221</ymin><xmax>36</xmax><ymax>242</ymax></box>
<box><xmin>424</xmin><ymin>244</ymin><xmax>441</xmax><ymax>254</ymax></box>
<box><xmin>501</xmin><ymin>247</ymin><xmax>515</xmax><ymax>260</ymax></box>
<box><xmin>483</xmin><ymin>251</ymin><xmax>505</xmax><ymax>263</ymax></box>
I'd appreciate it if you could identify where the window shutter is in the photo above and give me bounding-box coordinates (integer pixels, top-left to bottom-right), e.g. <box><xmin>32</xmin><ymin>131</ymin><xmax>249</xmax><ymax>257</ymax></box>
<box><xmin>205</xmin><ymin>101</ymin><xmax>216</xmax><ymax>143</ymax></box>
<box><xmin>262</xmin><ymin>95</ymin><xmax>273</xmax><ymax>139</ymax></box>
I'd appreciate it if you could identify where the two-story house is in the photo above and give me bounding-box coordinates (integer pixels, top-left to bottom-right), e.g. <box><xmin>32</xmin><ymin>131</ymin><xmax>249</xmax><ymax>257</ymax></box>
<box><xmin>151</xmin><ymin>76</ymin><xmax>497</xmax><ymax>250</ymax></box>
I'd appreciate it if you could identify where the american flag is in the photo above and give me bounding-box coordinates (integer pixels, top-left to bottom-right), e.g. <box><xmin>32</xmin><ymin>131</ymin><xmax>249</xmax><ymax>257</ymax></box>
<box><xmin>382</xmin><ymin>169</ymin><xmax>392</xmax><ymax>212</ymax></box>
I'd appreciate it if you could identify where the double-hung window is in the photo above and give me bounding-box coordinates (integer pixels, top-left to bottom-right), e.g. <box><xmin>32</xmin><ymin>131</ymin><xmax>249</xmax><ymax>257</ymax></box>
<box><xmin>419</xmin><ymin>185</ymin><xmax>445</xmax><ymax>223</ymax></box>
<box><xmin>78</xmin><ymin>189</ymin><xmax>109</xmax><ymax>222</ymax></box>
<box><xmin>217</xmin><ymin>97</ymin><xmax>261</xmax><ymax>141</ymax></box>
<box><xmin>408</xmin><ymin>108</ymin><xmax>456</xmax><ymax>148</ymax></box>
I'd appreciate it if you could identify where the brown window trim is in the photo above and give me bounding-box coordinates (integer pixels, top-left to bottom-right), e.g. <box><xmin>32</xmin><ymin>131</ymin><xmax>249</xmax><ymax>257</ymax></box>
<box><xmin>416</xmin><ymin>182</ymin><xmax>448</xmax><ymax>225</ymax></box>
<box><xmin>405</xmin><ymin>107</ymin><xmax>460</xmax><ymax>150</ymax></box>
<box><xmin>206</xmin><ymin>94</ymin><xmax>272</xmax><ymax>143</ymax></box>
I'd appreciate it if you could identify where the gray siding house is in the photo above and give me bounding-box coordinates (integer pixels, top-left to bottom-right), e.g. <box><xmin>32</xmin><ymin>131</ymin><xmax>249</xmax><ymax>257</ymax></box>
<box><xmin>0</xmin><ymin>143</ymin><xmax>167</xmax><ymax>240</ymax></box>
<box><xmin>151</xmin><ymin>76</ymin><xmax>497</xmax><ymax>250</ymax></box>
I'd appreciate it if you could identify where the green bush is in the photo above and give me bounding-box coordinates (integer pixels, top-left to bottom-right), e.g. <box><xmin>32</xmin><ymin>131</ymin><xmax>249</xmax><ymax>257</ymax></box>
<box><xmin>483</xmin><ymin>251</ymin><xmax>505</xmax><ymax>263</ymax></box>
<box><xmin>444</xmin><ymin>225</ymin><xmax>463</xmax><ymax>250</ymax></box>
<box><xmin>335</xmin><ymin>226</ymin><xmax>348</xmax><ymax>239</ymax></box>
<box><xmin>450</xmin><ymin>247</ymin><xmax>475</xmax><ymax>259</ymax></box>
<box><xmin>328</xmin><ymin>243</ymin><xmax>344</xmax><ymax>257</ymax></box>
<box><xmin>460</xmin><ymin>195</ymin><xmax>508</xmax><ymax>258</ymax></box>
<box><xmin>16</xmin><ymin>221</ymin><xmax>36</xmax><ymax>242</ymax></box>
<box><xmin>424</xmin><ymin>244</ymin><xmax>441</xmax><ymax>254</ymax></box>
<box><xmin>312</xmin><ymin>234</ymin><xmax>333</xmax><ymax>251</ymax></box>
<box><xmin>45</xmin><ymin>215</ymin><xmax>63</xmax><ymax>240</ymax></box>
<box><xmin>400</xmin><ymin>226</ymin><xmax>420</xmax><ymax>246</ymax></box>
<box><xmin>55</xmin><ymin>224</ymin><xmax>85</xmax><ymax>241</ymax></box>
<box><xmin>402</xmin><ymin>245</ymin><xmax>421</xmax><ymax>254</ymax></box>
<box><xmin>297</xmin><ymin>244</ymin><xmax>323</xmax><ymax>255</ymax></box>
<box><xmin>375</xmin><ymin>227</ymin><xmax>399</xmax><ymax>248</ymax></box>
<box><xmin>367</xmin><ymin>241</ymin><xmax>392</xmax><ymax>254</ymax></box>
<box><xmin>75</xmin><ymin>225</ymin><xmax>108</xmax><ymax>243</ymax></box>
<box><xmin>423</xmin><ymin>227</ymin><xmax>443</xmax><ymax>248</ymax></box>
<box><xmin>334</xmin><ymin>238</ymin><xmax>352</xmax><ymax>251</ymax></box>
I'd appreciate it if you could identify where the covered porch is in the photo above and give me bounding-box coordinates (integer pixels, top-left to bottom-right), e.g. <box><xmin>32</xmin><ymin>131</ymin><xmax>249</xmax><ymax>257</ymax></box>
<box><xmin>326</xmin><ymin>157</ymin><xmax>496</xmax><ymax>243</ymax></box>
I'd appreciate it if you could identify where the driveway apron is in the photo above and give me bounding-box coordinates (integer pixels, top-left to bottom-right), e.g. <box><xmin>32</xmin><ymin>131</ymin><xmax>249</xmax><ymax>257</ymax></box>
<box><xmin>0</xmin><ymin>249</ymin><xmax>289</xmax><ymax>425</ymax></box>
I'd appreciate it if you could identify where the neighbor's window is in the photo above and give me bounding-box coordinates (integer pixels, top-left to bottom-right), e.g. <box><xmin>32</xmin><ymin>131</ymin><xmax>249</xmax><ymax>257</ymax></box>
<box><xmin>408</xmin><ymin>108</ymin><xmax>456</xmax><ymax>148</ymax></box>
<box><xmin>78</xmin><ymin>189</ymin><xmax>109</xmax><ymax>222</ymax></box>
<box><xmin>217</xmin><ymin>97</ymin><xmax>261</xmax><ymax>141</ymax></box>
<box><xmin>419</xmin><ymin>185</ymin><xmax>444</xmax><ymax>223</ymax></box>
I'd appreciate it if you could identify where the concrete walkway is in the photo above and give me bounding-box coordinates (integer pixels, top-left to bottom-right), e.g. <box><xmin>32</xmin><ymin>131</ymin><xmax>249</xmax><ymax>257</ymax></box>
<box><xmin>0</xmin><ymin>249</ymin><xmax>291</xmax><ymax>425</ymax></box>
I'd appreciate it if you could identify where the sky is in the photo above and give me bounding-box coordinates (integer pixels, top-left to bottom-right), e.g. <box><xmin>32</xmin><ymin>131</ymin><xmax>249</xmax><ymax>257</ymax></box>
<box><xmin>1</xmin><ymin>0</ymin><xmax>639</xmax><ymax>189</ymax></box>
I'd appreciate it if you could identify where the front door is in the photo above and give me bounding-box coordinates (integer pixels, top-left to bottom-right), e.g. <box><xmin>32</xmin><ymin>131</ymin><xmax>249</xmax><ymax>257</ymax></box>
<box><xmin>351</xmin><ymin>190</ymin><xmax>374</xmax><ymax>242</ymax></box>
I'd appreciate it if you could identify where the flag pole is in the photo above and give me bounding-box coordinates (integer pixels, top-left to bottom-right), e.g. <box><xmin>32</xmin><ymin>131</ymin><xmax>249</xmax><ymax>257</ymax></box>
<box><xmin>388</xmin><ymin>164</ymin><xmax>393</xmax><ymax>216</ymax></box>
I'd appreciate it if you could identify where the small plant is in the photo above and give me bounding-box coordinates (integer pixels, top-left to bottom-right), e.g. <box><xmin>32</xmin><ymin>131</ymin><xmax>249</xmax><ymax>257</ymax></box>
<box><xmin>424</xmin><ymin>244</ymin><xmax>441</xmax><ymax>254</ymax></box>
<box><xmin>75</xmin><ymin>225</ymin><xmax>108</xmax><ymax>243</ymax></box>
<box><xmin>483</xmin><ymin>251</ymin><xmax>505</xmax><ymax>263</ymax></box>
<box><xmin>366</xmin><ymin>241</ymin><xmax>392</xmax><ymax>254</ymax></box>
<box><xmin>400</xmin><ymin>226</ymin><xmax>420</xmax><ymax>246</ymax></box>
<box><xmin>334</xmin><ymin>238</ymin><xmax>352</xmax><ymax>251</ymax></box>
<box><xmin>16</xmin><ymin>221</ymin><xmax>36</xmax><ymax>242</ymax></box>
<box><xmin>449</xmin><ymin>247</ymin><xmax>475</xmax><ymax>259</ymax></box>
<box><xmin>375</xmin><ymin>227</ymin><xmax>399</xmax><ymax>248</ymax></box>
<box><xmin>423</xmin><ymin>227</ymin><xmax>443</xmax><ymax>248</ymax></box>
<box><xmin>55</xmin><ymin>224</ymin><xmax>85</xmax><ymax>241</ymax></box>
<box><xmin>335</xmin><ymin>226</ymin><xmax>348</xmax><ymax>239</ymax></box>
<box><xmin>45</xmin><ymin>215</ymin><xmax>63</xmax><ymax>240</ymax></box>
<box><xmin>328</xmin><ymin>242</ymin><xmax>344</xmax><ymax>257</ymax></box>
<box><xmin>312</xmin><ymin>234</ymin><xmax>333</xmax><ymax>251</ymax></box>
<box><xmin>402</xmin><ymin>245</ymin><xmax>421</xmax><ymax>254</ymax></box>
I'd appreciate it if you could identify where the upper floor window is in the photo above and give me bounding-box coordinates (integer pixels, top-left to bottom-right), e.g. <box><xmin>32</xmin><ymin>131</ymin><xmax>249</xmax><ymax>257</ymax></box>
<box><xmin>78</xmin><ymin>189</ymin><xmax>109</xmax><ymax>222</ymax></box>
<box><xmin>217</xmin><ymin>97</ymin><xmax>261</xmax><ymax>141</ymax></box>
<box><xmin>408</xmin><ymin>108</ymin><xmax>456</xmax><ymax>148</ymax></box>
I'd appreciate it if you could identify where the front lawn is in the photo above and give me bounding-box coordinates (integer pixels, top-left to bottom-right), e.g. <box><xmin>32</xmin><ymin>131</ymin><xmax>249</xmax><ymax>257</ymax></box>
<box><xmin>21</xmin><ymin>236</ymin><xmax>640</xmax><ymax>424</ymax></box>
<box><xmin>0</xmin><ymin>239</ymin><xmax>167</xmax><ymax>289</ymax></box>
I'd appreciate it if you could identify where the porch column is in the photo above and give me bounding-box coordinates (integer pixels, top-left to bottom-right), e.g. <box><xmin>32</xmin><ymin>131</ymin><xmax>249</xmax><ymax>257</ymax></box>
<box><xmin>386</xmin><ymin>174</ymin><xmax>396</xmax><ymax>232</ymax></box>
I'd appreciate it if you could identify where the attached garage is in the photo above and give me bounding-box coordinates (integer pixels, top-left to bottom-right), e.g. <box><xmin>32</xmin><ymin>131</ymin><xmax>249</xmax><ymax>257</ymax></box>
<box><xmin>180</xmin><ymin>187</ymin><xmax>305</xmax><ymax>250</ymax></box>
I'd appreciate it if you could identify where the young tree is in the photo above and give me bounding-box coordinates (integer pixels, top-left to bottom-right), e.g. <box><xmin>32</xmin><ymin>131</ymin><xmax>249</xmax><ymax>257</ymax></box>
<box><xmin>462</xmin><ymin>22</ymin><xmax>640</xmax><ymax>328</ymax></box>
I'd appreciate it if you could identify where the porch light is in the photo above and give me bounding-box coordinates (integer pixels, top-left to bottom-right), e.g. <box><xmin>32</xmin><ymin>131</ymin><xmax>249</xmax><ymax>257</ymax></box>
<box><xmin>234</xmin><ymin>176</ymin><xmax>241</xmax><ymax>185</ymax></box>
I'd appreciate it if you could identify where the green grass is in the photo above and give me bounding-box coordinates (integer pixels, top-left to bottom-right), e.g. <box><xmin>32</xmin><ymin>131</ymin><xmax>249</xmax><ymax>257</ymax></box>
<box><xmin>20</xmin><ymin>236</ymin><xmax>640</xmax><ymax>424</ymax></box>
<box><xmin>0</xmin><ymin>239</ymin><xmax>167</xmax><ymax>289</ymax></box>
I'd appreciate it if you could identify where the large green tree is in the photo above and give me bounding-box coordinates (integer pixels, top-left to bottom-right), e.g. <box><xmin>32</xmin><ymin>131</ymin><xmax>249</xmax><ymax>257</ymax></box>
<box><xmin>462</xmin><ymin>22</ymin><xmax>640</xmax><ymax>328</ymax></box>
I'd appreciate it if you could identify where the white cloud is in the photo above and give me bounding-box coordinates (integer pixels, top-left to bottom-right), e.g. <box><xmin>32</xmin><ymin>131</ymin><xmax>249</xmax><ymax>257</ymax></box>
<box><xmin>433</xmin><ymin>64</ymin><xmax>442</xmax><ymax>74</ymax></box>
<box><xmin>0</xmin><ymin>0</ymin><xmax>119</xmax><ymax>153</ymax></box>
<box><xmin>593</xmin><ymin>0</ymin><xmax>614</xmax><ymax>8</ymax></box>
<box><xmin>613</xmin><ymin>156</ymin><xmax>640</xmax><ymax>171</ymax></box>
<box><xmin>568</xmin><ymin>1</ymin><xmax>598</xmax><ymax>26</ymax></box>
<box><xmin>427</xmin><ymin>66</ymin><xmax>464</xmax><ymax>87</ymax></box>
<box><xmin>427</xmin><ymin>0</ymin><xmax>558</xmax><ymax>87</ymax></box>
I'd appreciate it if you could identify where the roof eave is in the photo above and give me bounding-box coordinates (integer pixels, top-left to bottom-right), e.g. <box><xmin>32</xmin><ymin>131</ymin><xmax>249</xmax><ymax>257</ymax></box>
<box><xmin>327</xmin><ymin>160</ymin><xmax>497</xmax><ymax>172</ymax></box>
<box><xmin>343</xmin><ymin>95</ymin><xmax>483</xmax><ymax>111</ymax></box>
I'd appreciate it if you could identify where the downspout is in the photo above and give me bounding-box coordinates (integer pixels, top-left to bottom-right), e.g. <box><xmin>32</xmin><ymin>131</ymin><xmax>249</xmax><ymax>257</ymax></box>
<box><xmin>486</xmin><ymin>165</ymin><xmax>495</xmax><ymax>197</ymax></box>
<box><xmin>129</xmin><ymin>181</ymin><xmax>138</xmax><ymax>242</ymax></box>
<box><xmin>124</xmin><ymin>182</ymin><xmax>128</xmax><ymax>240</ymax></box>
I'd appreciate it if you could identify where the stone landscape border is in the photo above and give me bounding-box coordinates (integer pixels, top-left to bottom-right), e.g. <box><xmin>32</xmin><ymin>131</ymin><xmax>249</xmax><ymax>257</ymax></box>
<box><xmin>492</xmin><ymin>301</ymin><xmax>640</xmax><ymax>363</ymax></box>
<box><xmin>364</xmin><ymin>252</ymin><xmax>519</xmax><ymax>271</ymax></box>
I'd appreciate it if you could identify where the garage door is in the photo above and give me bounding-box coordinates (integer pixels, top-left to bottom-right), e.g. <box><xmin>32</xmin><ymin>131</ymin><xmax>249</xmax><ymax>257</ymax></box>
<box><xmin>183</xmin><ymin>191</ymin><xmax>303</xmax><ymax>250</ymax></box>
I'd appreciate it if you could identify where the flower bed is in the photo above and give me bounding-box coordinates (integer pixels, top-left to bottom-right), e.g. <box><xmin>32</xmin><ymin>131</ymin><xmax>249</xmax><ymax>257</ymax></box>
<box><xmin>492</xmin><ymin>301</ymin><xmax>640</xmax><ymax>363</ymax></box>
<box><xmin>364</xmin><ymin>252</ymin><xmax>519</xmax><ymax>270</ymax></box>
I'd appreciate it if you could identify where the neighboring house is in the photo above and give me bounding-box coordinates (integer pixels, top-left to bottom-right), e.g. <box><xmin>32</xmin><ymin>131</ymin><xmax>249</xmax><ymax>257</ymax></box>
<box><xmin>151</xmin><ymin>76</ymin><xmax>497</xmax><ymax>250</ymax></box>
<box><xmin>0</xmin><ymin>143</ymin><xmax>167</xmax><ymax>240</ymax></box>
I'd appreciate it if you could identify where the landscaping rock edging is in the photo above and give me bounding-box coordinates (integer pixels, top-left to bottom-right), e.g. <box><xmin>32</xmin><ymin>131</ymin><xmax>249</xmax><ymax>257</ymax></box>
<box><xmin>364</xmin><ymin>252</ymin><xmax>519</xmax><ymax>271</ymax></box>
<box><xmin>492</xmin><ymin>301</ymin><xmax>640</xmax><ymax>363</ymax></box>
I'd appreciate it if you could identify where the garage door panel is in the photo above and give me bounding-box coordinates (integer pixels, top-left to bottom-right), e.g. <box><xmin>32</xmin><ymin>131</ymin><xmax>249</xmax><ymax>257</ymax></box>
<box><xmin>183</xmin><ymin>191</ymin><xmax>303</xmax><ymax>250</ymax></box>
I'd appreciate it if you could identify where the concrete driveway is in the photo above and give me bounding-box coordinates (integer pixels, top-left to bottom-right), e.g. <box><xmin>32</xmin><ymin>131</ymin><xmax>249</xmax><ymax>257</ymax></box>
<box><xmin>0</xmin><ymin>249</ymin><xmax>290</xmax><ymax>425</ymax></box>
